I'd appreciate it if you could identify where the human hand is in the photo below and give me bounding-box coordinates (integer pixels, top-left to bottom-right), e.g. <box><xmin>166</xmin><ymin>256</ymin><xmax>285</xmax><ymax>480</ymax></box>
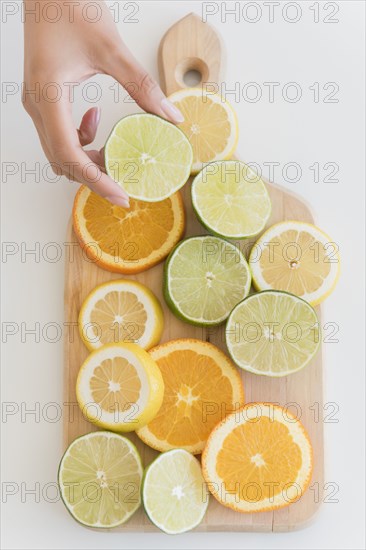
<box><xmin>22</xmin><ymin>0</ymin><xmax>184</xmax><ymax>207</ymax></box>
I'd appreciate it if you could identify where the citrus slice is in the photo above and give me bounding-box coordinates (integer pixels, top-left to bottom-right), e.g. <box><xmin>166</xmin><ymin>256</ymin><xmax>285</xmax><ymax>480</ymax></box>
<box><xmin>226</xmin><ymin>290</ymin><xmax>320</xmax><ymax>377</ymax></box>
<box><xmin>58</xmin><ymin>431</ymin><xmax>143</xmax><ymax>527</ymax></box>
<box><xmin>76</xmin><ymin>343</ymin><xmax>164</xmax><ymax>431</ymax></box>
<box><xmin>202</xmin><ymin>403</ymin><xmax>313</xmax><ymax>513</ymax></box>
<box><xmin>78</xmin><ymin>280</ymin><xmax>164</xmax><ymax>352</ymax></box>
<box><xmin>136</xmin><ymin>339</ymin><xmax>244</xmax><ymax>454</ymax></box>
<box><xmin>169</xmin><ymin>88</ymin><xmax>238</xmax><ymax>174</ymax></box>
<box><xmin>104</xmin><ymin>114</ymin><xmax>192</xmax><ymax>201</ymax></box>
<box><xmin>249</xmin><ymin>221</ymin><xmax>340</xmax><ymax>306</ymax></box>
<box><xmin>164</xmin><ymin>236</ymin><xmax>251</xmax><ymax>325</ymax></box>
<box><xmin>73</xmin><ymin>186</ymin><xmax>185</xmax><ymax>274</ymax></box>
<box><xmin>143</xmin><ymin>449</ymin><xmax>208</xmax><ymax>534</ymax></box>
<box><xmin>192</xmin><ymin>161</ymin><xmax>271</xmax><ymax>238</ymax></box>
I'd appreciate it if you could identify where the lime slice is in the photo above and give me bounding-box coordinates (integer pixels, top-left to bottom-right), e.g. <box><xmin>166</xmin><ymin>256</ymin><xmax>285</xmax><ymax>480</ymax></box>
<box><xmin>226</xmin><ymin>290</ymin><xmax>320</xmax><ymax>376</ymax></box>
<box><xmin>191</xmin><ymin>160</ymin><xmax>271</xmax><ymax>238</ymax></box>
<box><xmin>143</xmin><ymin>449</ymin><xmax>208</xmax><ymax>534</ymax></box>
<box><xmin>164</xmin><ymin>236</ymin><xmax>251</xmax><ymax>325</ymax></box>
<box><xmin>105</xmin><ymin>114</ymin><xmax>193</xmax><ymax>202</ymax></box>
<box><xmin>58</xmin><ymin>431</ymin><xmax>143</xmax><ymax>528</ymax></box>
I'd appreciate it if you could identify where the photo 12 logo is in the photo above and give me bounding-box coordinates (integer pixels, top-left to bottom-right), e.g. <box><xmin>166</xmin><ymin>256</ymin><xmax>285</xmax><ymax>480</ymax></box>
<box><xmin>1</xmin><ymin>1</ymin><xmax>140</xmax><ymax>24</ymax></box>
<box><xmin>201</xmin><ymin>1</ymin><xmax>340</xmax><ymax>24</ymax></box>
<box><xmin>202</xmin><ymin>81</ymin><xmax>340</xmax><ymax>104</ymax></box>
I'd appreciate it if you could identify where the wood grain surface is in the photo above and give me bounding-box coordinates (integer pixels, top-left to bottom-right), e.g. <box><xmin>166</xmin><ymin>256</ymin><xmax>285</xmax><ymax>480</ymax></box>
<box><xmin>63</xmin><ymin>13</ymin><xmax>324</xmax><ymax>532</ymax></box>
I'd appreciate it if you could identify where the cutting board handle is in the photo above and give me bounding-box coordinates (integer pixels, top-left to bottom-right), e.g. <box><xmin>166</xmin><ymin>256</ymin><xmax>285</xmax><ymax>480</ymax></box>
<box><xmin>158</xmin><ymin>12</ymin><xmax>224</xmax><ymax>96</ymax></box>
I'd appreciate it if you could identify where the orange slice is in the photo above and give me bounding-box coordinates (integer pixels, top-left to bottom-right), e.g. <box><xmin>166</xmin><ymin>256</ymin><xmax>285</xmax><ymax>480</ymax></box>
<box><xmin>202</xmin><ymin>403</ymin><xmax>313</xmax><ymax>512</ymax></box>
<box><xmin>136</xmin><ymin>339</ymin><xmax>244</xmax><ymax>454</ymax></box>
<box><xmin>72</xmin><ymin>186</ymin><xmax>185</xmax><ymax>274</ymax></box>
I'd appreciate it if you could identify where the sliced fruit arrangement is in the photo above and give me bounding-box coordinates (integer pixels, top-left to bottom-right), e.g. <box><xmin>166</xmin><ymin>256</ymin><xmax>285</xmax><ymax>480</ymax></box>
<box><xmin>249</xmin><ymin>220</ymin><xmax>340</xmax><ymax>306</ymax></box>
<box><xmin>192</xmin><ymin>161</ymin><xmax>271</xmax><ymax>238</ymax></box>
<box><xmin>202</xmin><ymin>403</ymin><xmax>313</xmax><ymax>513</ymax></box>
<box><xmin>169</xmin><ymin>88</ymin><xmax>238</xmax><ymax>174</ymax></box>
<box><xmin>137</xmin><ymin>339</ymin><xmax>244</xmax><ymax>454</ymax></box>
<box><xmin>143</xmin><ymin>449</ymin><xmax>208</xmax><ymax>534</ymax></box>
<box><xmin>62</xmin><ymin>90</ymin><xmax>340</xmax><ymax>531</ymax></box>
<box><xmin>76</xmin><ymin>343</ymin><xmax>164</xmax><ymax>432</ymax></box>
<box><xmin>78</xmin><ymin>280</ymin><xmax>164</xmax><ymax>351</ymax></box>
<box><xmin>58</xmin><ymin>431</ymin><xmax>143</xmax><ymax>527</ymax></box>
<box><xmin>164</xmin><ymin>235</ymin><xmax>251</xmax><ymax>325</ymax></box>
<box><xmin>104</xmin><ymin>114</ymin><xmax>193</xmax><ymax>201</ymax></box>
<box><xmin>73</xmin><ymin>186</ymin><xmax>185</xmax><ymax>274</ymax></box>
<box><xmin>226</xmin><ymin>290</ymin><xmax>320</xmax><ymax>376</ymax></box>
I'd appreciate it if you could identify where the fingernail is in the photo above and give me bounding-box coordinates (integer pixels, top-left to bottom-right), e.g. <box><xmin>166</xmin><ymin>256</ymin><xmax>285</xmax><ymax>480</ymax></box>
<box><xmin>161</xmin><ymin>98</ymin><xmax>184</xmax><ymax>123</ymax></box>
<box><xmin>94</xmin><ymin>106</ymin><xmax>101</xmax><ymax>126</ymax></box>
<box><xmin>105</xmin><ymin>195</ymin><xmax>130</xmax><ymax>208</ymax></box>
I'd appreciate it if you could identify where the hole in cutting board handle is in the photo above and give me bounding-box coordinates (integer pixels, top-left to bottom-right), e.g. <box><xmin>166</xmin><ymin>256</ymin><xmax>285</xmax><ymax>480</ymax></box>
<box><xmin>183</xmin><ymin>69</ymin><xmax>202</xmax><ymax>87</ymax></box>
<box><xmin>175</xmin><ymin>57</ymin><xmax>209</xmax><ymax>89</ymax></box>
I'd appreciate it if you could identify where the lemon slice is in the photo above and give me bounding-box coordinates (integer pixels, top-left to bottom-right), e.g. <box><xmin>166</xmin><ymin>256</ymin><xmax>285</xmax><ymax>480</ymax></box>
<box><xmin>164</xmin><ymin>236</ymin><xmax>251</xmax><ymax>325</ymax></box>
<box><xmin>76</xmin><ymin>343</ymin><xmax>164</xmax><ymax>431</ymax></box>
<box><xmin>192</xmin><ymin>160</ymin><xmax>271</xmax><ymax>238</ymax></box>
<box><xmin>143</xmin><ymin>449</ymin><xmax>208</xmax><ymax>533</ymax></box>
<box><xmin>105</xmin><ymin>114</ymin><xmax>192</xmax><ymax>201</ymax></box>
<box><xmin>249</xmin><ymin>221</ymin><xmax>340</xmax><ymax>306</ymax></box>
<box><xmin>202</xmin><ymin>403</ymin><xmax>313</xmax><ymax>513</ymax></box>
<box><xmin>78</xmin><ymin>280</ymin><xmax>164</xmax><ymax>351</ymax></box>
<box><xmin>169</xmin><ymin>88</ymin><xmax>238</xmax><ymax>174</ymax></box>
<box><xmin>58</xmin><ymin>431</ymin><xmax>143</xmax><ymax>527</ymax></box>
<box><xmin>226</xmin><ymin>290</ymin><xmax>320</xmax><ymax>376</ymax></box>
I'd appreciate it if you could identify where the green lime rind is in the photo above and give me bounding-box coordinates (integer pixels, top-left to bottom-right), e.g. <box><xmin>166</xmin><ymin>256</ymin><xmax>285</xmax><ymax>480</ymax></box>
<box><xmin>163</xmin><ymin>235</ymin><xmax>252</xmax><ymax>326</ymax></box>
<box><xmin>225</xmin><ymin>290</ymin><xmax>321</xmax><ymax>377</ymax></box>
<box><xmin>104</xmin><ymin>113</ymin><xmax>193</xmax><ymax>202</ymax></box>
<box><xmin>58</xmin><ymin>431</ymin><xmax>143</xmax><ymax>529</ymax></box>
<box><xmin>191</xmin><ymin>160</ymin><xmax>272</xmax><ymax>239</ymax></box>
<box><xmin>192</xmin><ymin>207</ymin><xmax>271</xmax><ymax>241</ymax></box>
<box><xmin>142</xmin><ymin>449</ymin><xmax>209</xmax><ymax>534</ymax></box>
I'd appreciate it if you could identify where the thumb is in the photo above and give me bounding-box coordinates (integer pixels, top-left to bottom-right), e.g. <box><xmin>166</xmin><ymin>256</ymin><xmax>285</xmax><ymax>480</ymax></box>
<box><xmin>109</xmin><ymin>46</ymin><xmax>184</xmax><ymax>124</ymax></box>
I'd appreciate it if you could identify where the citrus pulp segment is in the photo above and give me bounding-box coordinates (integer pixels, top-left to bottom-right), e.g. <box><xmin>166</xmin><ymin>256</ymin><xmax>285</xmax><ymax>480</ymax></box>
<box><xmin>164</xmin><ymin>235</ymin><xmax>251</xmax><ymax>325</ymax></box>
<box><xmin>192</xmin><ymin>160</ymin><xmax>271</xmax><ymax>238</ymax></box>
<box><xmin>72</xmin><ymin>186</ymin><xmax>185</xmax><ymax>274</ymax></box>
<box><xmin>226</xmin><ymin>290</ymin><xmax>320</xmax><ymax>376</ymax></box>
<box><xmin>76</xmin><ymin>343</ymin><xmax>164</xmax><ymax>431</ymax></box>
<box><xmin>58</xmin><ymin>431</ymin><xmax>143</xmax><ymax>527</ymax></box>
<box><xmin>78</xmin><ymin>280</ymin><xmax>164</xmax><ymax>351</ymax></box>
<box><xmin>136</xmin><ymin>339</ymin><xmax>245</xmax><ymax>454</ymax></box>
<box><xmin>105</xmin><ymin>114</ymin><xmax>193</xmax><ymax>201</ymax></box>
<box><xmin>168</xmin><ymin>88</ymin><xmax>238</xmax><ymax>174</ymax></box>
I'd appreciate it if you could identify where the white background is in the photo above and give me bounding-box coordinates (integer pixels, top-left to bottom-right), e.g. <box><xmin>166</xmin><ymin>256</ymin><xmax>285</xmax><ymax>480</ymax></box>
<box><xmin>1</xmin><ymin>1</ymin><xmax>365</xmax><ymax>549</ymax></box>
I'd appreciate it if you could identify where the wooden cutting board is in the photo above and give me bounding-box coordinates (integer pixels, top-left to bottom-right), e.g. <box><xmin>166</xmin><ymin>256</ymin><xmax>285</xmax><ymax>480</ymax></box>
<box><xmin>63</xmin><ymin>13</ymin><xmax>324</xmax><ymax>532</ymax></box>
